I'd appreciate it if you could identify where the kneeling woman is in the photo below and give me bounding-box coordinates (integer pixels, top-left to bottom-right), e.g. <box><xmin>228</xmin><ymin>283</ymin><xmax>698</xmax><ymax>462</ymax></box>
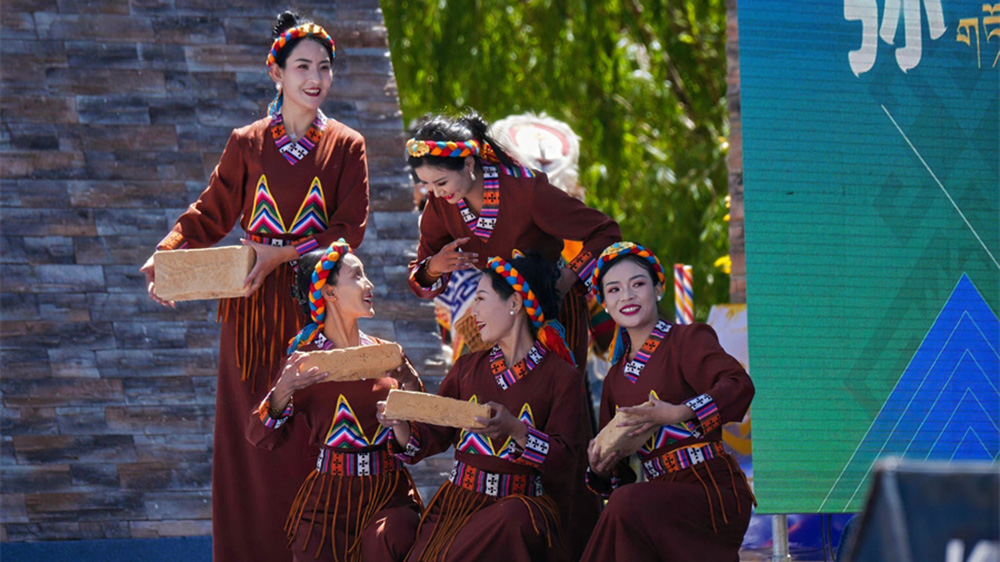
<box><xmin>581</xmin><ymin>242</ymin><xmax>756</xmax><ymax>562</ymax></box>
<box><xmin>379</xmin><ymin>253</ymin><xmax>589</xmax><ymax>562</ymax></box>
<box><xmin>246</xmin><ymin>241</ymin><xmax>423</xmax><ymax>562</ymax></box>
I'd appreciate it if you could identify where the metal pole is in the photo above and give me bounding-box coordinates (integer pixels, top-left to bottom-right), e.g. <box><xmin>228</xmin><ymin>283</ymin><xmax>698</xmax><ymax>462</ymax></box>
<box><xmin>772</xmin><ymin>514</ymin><xmax>792</xmax><ymax>562</ymax></box>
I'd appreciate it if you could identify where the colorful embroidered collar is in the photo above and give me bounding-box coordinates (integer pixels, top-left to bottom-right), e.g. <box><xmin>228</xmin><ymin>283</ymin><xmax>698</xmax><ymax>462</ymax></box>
<box><xmin>456</xmin><ymin>163</ymin><xmax>499</xmax><ymax>242</ymax></box>
<box><xmin>489</xmin><ymin>341</ymin><xmax>546</xmax><ymax>390</ymax></box>
<box><xmin>622</xmin><ymin>319</ymin><xmax>672</xmax><ymax>383</ymax></box>
<box><xmin>270</xmin><ymin>111</ymin><xmax>328</xmax><ymax>165</ymax></box>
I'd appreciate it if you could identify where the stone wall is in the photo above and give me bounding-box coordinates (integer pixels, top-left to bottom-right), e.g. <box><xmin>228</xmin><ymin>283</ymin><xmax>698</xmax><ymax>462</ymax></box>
<box><xmin>0</xmin><ymin>0</ymin><xmax>445</xmax><ymax>542</ymax></box>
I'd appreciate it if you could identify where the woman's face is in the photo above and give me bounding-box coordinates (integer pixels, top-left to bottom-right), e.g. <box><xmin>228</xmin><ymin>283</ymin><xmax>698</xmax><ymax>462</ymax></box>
<box><xmin>271</xmin><ymin>39</ymin><xmax>333</xmax><ymax>114</ymax></box>
<box><xmin>329</xmin><ymin>254</ymin><xmax>375</xmax><ymax>320</ymax></box>
<box><xmin>600</xmin><ymin>259</ymin><xmax>662</xmax><ymax>330</ymax></box>
<box><xmin>470</xmin><ymin>274</ymin><xmax>518</xmax><ymax>344</ymax></box>
<box><xmin>412</xmin><ymin>159</ymin><xmax>475</xmax><ymax>205</ymax></box>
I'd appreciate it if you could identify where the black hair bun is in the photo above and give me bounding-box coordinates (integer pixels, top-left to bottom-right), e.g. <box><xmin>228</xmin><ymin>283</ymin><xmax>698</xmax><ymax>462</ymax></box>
<box><xmin>273</xmin><ymin>10</ymin><xmax>301</xmax><ymax>38</ymax></box>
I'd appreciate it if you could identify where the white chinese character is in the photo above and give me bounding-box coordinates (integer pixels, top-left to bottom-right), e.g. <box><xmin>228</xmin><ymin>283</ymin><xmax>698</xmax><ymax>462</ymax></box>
<box><xmin>845</xmin><ymin>0</ymin><xmax>947</xmax><ymax>75</ymax></box>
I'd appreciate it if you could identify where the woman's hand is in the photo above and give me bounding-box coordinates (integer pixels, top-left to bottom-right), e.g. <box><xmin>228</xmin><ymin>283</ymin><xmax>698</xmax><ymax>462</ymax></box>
<box><xmin>471</xmin><ymin>402</ymin><xmax>527</xmax><ymax>445</ymax></box>
<box><xmin>426</xmin><ymin>238</ymin><xmax>479</xmax><ymax>277</ymax></box>
<box><xmin>376</xmin><ymin>401</ymin><xmax>410</xmax><ymax>446</ymax></box>
<box><xmin>587</xmin><ymin>438</ymin><xmax>627</xmax><ymax>477</ymax></box>
<box><xmin>555</xmin><ymin>267</ymin><xmax>578</xmax><ymax>297</ymax></box>
<box><xmin>241</xmin><ymin>239</ymin><xmax>298</xmax><ymax>297</ymax></box>
<box><xmin>387</xmin><ymin>345</ymin><xmax>422</xmax><ymax>391</ymax></box>
<box><xmin>140</xmin><ymin>254</ymin><xmax>175</xmax><ymax>308</ymax></box>
<box><xmin>616</xmin><ymin>393</ymin><xmax>695</xmax><ymax>438</ymax></box>
<box><xmin>270</xmin><ymin>352</ymin><xmax>327</xmax><ymax>414</ymax></box>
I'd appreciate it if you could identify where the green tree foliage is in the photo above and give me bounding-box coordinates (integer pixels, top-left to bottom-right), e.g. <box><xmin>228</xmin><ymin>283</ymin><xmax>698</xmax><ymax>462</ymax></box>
<box><xmin>381</xmin><ymin>0</ymin><xmax>731</xmax><ymax>317</ymax></box>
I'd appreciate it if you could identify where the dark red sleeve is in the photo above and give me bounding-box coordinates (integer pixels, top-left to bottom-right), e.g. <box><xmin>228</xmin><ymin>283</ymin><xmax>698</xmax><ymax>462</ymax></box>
<box><xmin>157</xmin><ymin>130</ymin><xmax>247</xmax><ymax>250</ymax></box>
<box><xmin>509</xmin><ymin>363</ymin><xmax>588</xmax><ymax>474</ymax></box>
<box><xmin>586</xmin><ymin>365</ymin><xmax>636</xmax><ymax>497</ymax></box>
<box><xmin>677</xmin><ymin>324</ymin><xmax>754</xmax><ymax>434</ymax></box>
<box><xmin>291</xmin><ymin>134</ymin><xmax>369</xmax><ymax>255</ymax></box>
<box><xmin>529</xmin><ymin>175</ymin><xmax>621</xmax><ymax>289</ymax></box>
<box><xmin>244</xmin><ymin>390</ymin><xmax>297</xmax><ymax>451</ymax></box>
<box><xmin>407</xmin><ymin>198</ymin><xmax>457</xmax><ymax>299</ymax></box>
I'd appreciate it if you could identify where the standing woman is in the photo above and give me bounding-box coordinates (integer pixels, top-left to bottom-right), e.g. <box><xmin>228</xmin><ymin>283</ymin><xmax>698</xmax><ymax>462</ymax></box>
<box><xmin>379</xmin><ymin>254</ymin><xmax>590</xmax><ymax>562</ymax></box>
<box><xmin>140</xmin><ymin>11</ymin><xmax>370</xmax><ymax>562</ymax></box>
<box><xmin>247</xmin><ymin>242</ymin><xmax>423</xmax><ymax>562</ymax></box>
<box><xmin>405</xmin><ymin>112</ymin><xmax>621</xmax><ymax>371</ymax></box>
<box><xmin>581</xmin><ymin>242</ymin><xmax>756</xmax><ymax>562</ymax></box>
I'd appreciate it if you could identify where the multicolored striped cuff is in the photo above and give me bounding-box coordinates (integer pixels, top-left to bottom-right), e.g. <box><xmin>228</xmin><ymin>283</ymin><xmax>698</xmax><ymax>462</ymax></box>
<box><xmin>293</xmin><ymin>237</ymin><xmax>320</xmax><ymax>256</ymax></box>
<box><xmin>156</xmin><ymin>231</ymin><xmax>189</xmax><ymax>251</ymax></box>
<box><xmin>391</xmin><ymin>422</ymin><xmax>422</xmax><ymax>463</ymax></box>
<box><xmin>685</xmin><ymin>393</ymin><xmax>721</xmax><ymax>434</ymax></box>
<box><xmin>256</xmin><ymin>391</ymin><xmax>293</xmax><ymax>429</ymax></box>
<box><xmin>568</xmin><ymin>250</ymin><xmax>596</xmax><ymax>291</ymax></box>
<box><xmin>509</xmin><ymin>425</ymin><xmax>550</xmax><ymax>468</ymax></box>
<box><xmin>584</xmin><ymin>467</ymin><xmax>621</xmax><ymax>499</ymax></box>
<box><xmin>409</xmin><ymin>258</ymin><xmax>448</xmax><ymax>297</ymax></box>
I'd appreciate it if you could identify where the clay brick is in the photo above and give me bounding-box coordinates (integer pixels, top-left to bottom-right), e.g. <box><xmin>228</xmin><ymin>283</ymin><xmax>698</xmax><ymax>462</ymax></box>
<box><xmin>46</xmin><ymin>68</ymin><xmax>167</xmax><ymax>96</ymax></box>
<box><xmin>184</xmin><ymin>44</ymin><xmax>259</xmax><ymax>72</ymax></box>
<box><xmin>65</xmin><ymin>41</ymin><xmax>140</xmax><ymax>69</ymax></box>
<box><xmin>5</xmin><ymin>123</ymin><xmax>60</xmax><ymax>151</ymax></box>
<box><xmin>0</xmin><ymin>95</ymin><xmax>78</xmax><ymax>124</ymax></box>
<box><xmin>2</xmin><ymin>377</ymin><xmax>124</xmax><ymax>407</ymax></box>
<box><xmin>35</xmin><ymin>13</ymin><xmax>154</xmax><ymax>43</ymax></box>
<box><xmin>55</xmin><ymin>406</ymin><xmax>109</xmax><ymax>435</ymax></box>
<box><xmin>48</xmin><ymin>349</ymin><xmax>101</xmax><ymax>378</ymax></box>
<box><xmin>37</xmin><ymin>293</ymin><xmax>92</xmax><ymax>323</ymax></box>
<box><xmin>13</xmin><ymin>434</ymin><xmax>136</xmax><ymax>464</ymax></box>
<box><xmin>22</xmin><ymin>236</ymin><xmax>75</xmax><ymax>265</ymax></box>
<box><xmin>0</xmin><ymin>180</ymin><xmax>71</xmax><ymax>209</ymax></box>
<box><xmin>76</xmin><ymin>95</ymin><xmax>150</xmax><ymax>125</ymax></box>
<box><xmin>0</xmin><ymin>150</ymin><xmax>88</xmax><ymax>179</ymax></box>
<box><xmin>1</xmin><ymin>465</ymin><xmax>73</xmax><ymax>494</ymax></box>
<box><xmin>105</xmin><ymin>405</ymin><xmax>214</xmax><ymax>434</ymax></box>
<box><xmin>23</xmin><ymin>490</ymin><xmax>146</xmax><ymax>521</ymax></box>
<box><xmin>130</xmin><ymin>519</ymin><xmax>212</xmax><ymax>538</ymax></box>
<box><xmin>1</xmin><ymin>407</ymin><xmax>59</xmax><ymax>436</ymax></box>
<box><xmin>142</xmin><ymin>490</ymin><xmax>211</xmax><ymax>519</ymax></box>
<box><xmin>69</xmin><ymin>463</ymin><xmax>120</xmax><ymax>488</ymax></box>
<box><xmin>151</xmin><ymin>15</ymin><xmax>224</xmax><ymax>44</ymax></box>
<box><xmin>132</xmin><ymin>434</ymin><xmax>213</xmax><ymax>464</ymax></box>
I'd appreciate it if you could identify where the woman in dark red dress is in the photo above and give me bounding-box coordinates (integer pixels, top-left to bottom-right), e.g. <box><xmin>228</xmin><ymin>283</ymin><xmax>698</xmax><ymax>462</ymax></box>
<box><xmin>247</xmin><ymin>241</ymin><xmax>422</xmax><ymax>562</ymax></box>
<box><xmin>379</xmin><ymin>253</ymin><xmax>591</xmax><ymax>562</ymax></box>
<box><xmin>581</xmin><ymin>242</ymin><xmax>756</xmax><ymax>562</ymax></box>
<box><xmin>140</xmin><ymin>12</ymin><xmax>370</xmax><ymax>561</ymax></box>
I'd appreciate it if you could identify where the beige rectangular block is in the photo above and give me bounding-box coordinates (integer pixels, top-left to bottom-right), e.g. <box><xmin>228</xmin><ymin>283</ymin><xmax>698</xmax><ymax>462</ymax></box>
<box><xmin>302</xmin><ymin>343</ymin><xmax>403</xmax><ymax>382</ymax></box>
<box><xmin>153</xmin><ymin>246</ymin><xmax>254</xmax><ymax>301</ymax></box>
<box><xmin>594</xmin><ymin>402</ymin><xmax>656</xmax><ymax>461</ymax></box>
<box><xmin>383</xmin><ymin>389</ymin><xmax>490</xmax><ymax>430</ymax></box>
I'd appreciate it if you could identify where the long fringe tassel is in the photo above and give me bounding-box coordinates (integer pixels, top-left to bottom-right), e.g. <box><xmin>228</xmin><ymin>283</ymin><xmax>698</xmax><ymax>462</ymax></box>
<box><xmin>411</xmin><ymin>482</ymin><xmax>560</xmax><ymax>562</ymax></box>
<box><xmin>217</xmin><ymin>262</ymin><xmax>299</xmax><ymax>392</ymax></box>
<box><xmin>284</xmin><ymin>470</ymin><xmax>407</xmax><ymax>562</ymax></box>
<box><xmin>690</xmin><ymin>463</ymin><xmax>719</xmax><ymax>534</ymax></box>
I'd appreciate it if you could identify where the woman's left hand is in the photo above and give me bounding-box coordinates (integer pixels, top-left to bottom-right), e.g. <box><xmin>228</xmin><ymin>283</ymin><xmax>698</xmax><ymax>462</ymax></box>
<box><xmin>387</xmin><ymin>345</ymin><xmax>422</xmax><ymax>391</ymax></box>
<box><xmin>241</xmin><ymin>239</ymin><xmax>297</xmax><ymax>297</ymax></box>
<box><xmin>616</xmin><ymin>393</ymin><xmax>695</xmax><ymax>438</ymax></box>
<box><xmin>471</xmin><ymin>401</ymin><xmax>527</xmax><ymax>444</ymax></box>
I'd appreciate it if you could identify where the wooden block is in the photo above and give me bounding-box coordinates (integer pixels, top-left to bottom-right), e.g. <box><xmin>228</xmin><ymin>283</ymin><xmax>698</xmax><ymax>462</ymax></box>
<box><xmin>153</xmin><ymin>246</ymin><xmax>254</xmax><ymax>301</ymax></box>
<box><xmin>383</xmin><ymin>389</ymin><xmax>491</xmax><ymax>430</ymax></box>
<box><xmin>301</xmin><ymin>343</ymin><xmax>403</xmax><ymax>382</ymax></box>
<box><xmin>594</xmin><ymin>401</ymin><xmax>657</xmax><ymax>461</ymax></box>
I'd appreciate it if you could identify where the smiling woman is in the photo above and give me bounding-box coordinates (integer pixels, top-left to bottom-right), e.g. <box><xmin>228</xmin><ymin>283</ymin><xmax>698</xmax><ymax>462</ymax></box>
<box><xmin>138</xmin><ymin>10</ymin><xmax>370</xmax><ymax>562</ymax></box>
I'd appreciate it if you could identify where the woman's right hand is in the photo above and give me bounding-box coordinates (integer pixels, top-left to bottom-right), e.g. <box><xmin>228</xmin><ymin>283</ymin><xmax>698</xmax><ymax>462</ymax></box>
<box><xmin>270</xmin><ymin>352</ymin><xmax>327</xmax><ymax>413</ymax></box>
<box><xmin>376</xmin><ymin>401</ymin><xmax>410</xmax><ymax>446</ymax></box>
<box><xmin>140</xmin><ymin>255</ymin><xmax>175</xmax><ymax>308</ymax></box>
<box><xmin>587</xmin><ymin>438</ymin><xmax>625</xmax><ymax>478</ymax></box>
<box><xmin>426</xmin><ymin>237</ymin><xmax>479</xmax><ymax>277</ymax></box>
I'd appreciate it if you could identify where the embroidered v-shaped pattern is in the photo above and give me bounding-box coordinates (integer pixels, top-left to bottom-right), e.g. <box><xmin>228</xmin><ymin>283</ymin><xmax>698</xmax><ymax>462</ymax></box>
<box><xmin>270</xmin><ymin>111</ymin><xmax>326</xmax><ymax>165</ymax></box>
<box><xmin>490</xmin><ymin>342</ymin><xmax>546</xmax><ymax>390</ymax></box>
<box><xmin>319</xmin><ymin>332</ymin><xmax>390</xmax><ymax>449</ymax></box>
<box><xmin>247</xmin><ymin>176</ymin><xmax>328</xmax><ymax>236</ymax></box>
<box><xmin>456</xmin><ymin>164</ymin><xmax>499</xmax><ymax>242</ymax></box>
<box><xmin>457</xmin><ymin>398</ymin><xmax>535</xmax><ymax>458</ymax></box>
<box><xmin>622</xmin><ymin>319</ymin><xmax>671</xmax><ymax>383</ymax></box>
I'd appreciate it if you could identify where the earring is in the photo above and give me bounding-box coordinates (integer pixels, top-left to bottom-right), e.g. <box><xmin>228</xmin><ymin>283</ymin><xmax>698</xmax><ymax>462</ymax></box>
<box><xmin>509</xmin><ymin>310</ymin><xmax>515</xmax><ymax>316</ymax></box>
<box><xmin>470</xmin><ymin>170</ymin><xmax>477</xmax><ymax>182</ymax></box>
<box><xmin>656</xmin><ymin>295</ymin><xmax>662</xmax><ymax>302</ymax></box>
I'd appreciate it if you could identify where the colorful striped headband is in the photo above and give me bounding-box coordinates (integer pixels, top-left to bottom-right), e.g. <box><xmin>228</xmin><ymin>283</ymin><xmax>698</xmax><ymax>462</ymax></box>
<box><xmin>486</xmin><ymin>253</ymin><xmax>545</xmax><ymax>329</ymax></box>
<box><xmin>405</xmin><ymin>138</ymin><xmax>501</xmax><ymax>163</ymax></box>
<box><xmin>287</xmin><ymin>240</ymin><xmax>352</xmax><ymax>353</ymax></box>
<box><xmin>591</xmin><ymin>241</ymin><xmax>666</xmax><ymax>304</ymax></box>
<box><xmin>267</xmin><ymin>23</ymin><xmax>336</xmax><ymax>66</ymax></box>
